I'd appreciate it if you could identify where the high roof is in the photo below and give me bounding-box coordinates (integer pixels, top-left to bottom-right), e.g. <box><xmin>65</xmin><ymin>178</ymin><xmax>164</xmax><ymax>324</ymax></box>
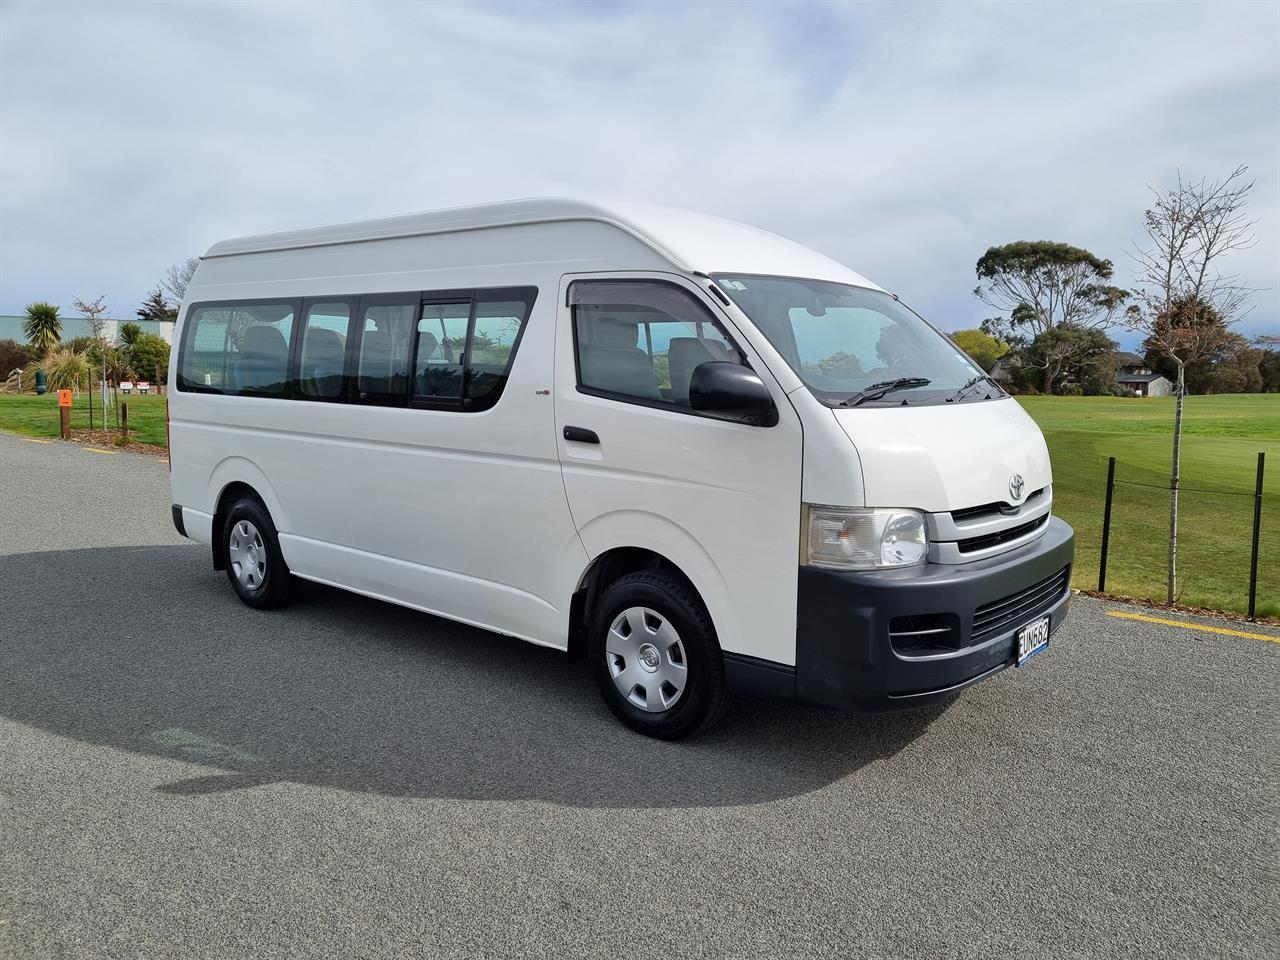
<box><xmin>203</xmin><ymin>198</ymin><xmax>882</xmax><ymax>291</ymax></box>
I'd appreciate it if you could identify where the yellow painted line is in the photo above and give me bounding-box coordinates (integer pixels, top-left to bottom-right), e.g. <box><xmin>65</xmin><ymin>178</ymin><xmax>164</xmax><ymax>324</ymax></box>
<box><xmin>83</xmin><ymin>447</ymin><xmax>116</xmax><ymax>455</ymax></box>
<box><xmin>23</xmin><ymin>437</ymin><xmax>53</xmax><ymax>444</ymax></box>
<box><xmin>1106</xmin><ymin>610</ymin><xmax>1279</xmax><ymax>643</ymax></box>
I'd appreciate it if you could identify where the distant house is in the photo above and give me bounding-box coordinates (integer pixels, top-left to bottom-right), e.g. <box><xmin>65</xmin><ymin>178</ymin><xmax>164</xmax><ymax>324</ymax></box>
<box><xmin>1113</xmin><ymin>351</ymin><xmax>1173</xmax><ymax>397</ymax></box>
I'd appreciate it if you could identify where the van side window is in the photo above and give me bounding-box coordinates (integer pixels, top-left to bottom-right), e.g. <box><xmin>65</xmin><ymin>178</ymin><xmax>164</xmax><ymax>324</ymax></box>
<box><xmin>415</xmin><ymin>302</ymin><xmax>469</xmax><ymax>399</ymax></box>
<box><xmin>466</xmin><ymin>296</ymin><xmax>529</xmax><ymax>404</ymax></box>
<box><xmin>356</xmin><ymin>300</ymin><xmax>416</xmax><ymax>405</ymax></box>
<box><xmin>570</xmin><ymin>281</ymin><xmax>744</xmax><ymax>408</ymax></box>
<box><xmin>410</xmin><ymin>288</ymin><xmax>535</xmax><ymax>409</ymax></box>
<box><xmin>177</xmin><ymin>302</ymin><xmax>296</xmax><ymax>396</ymax></box>
<box><xmin>297</xmin><ymin>302</ymin><xmax>352</xmax><ymax>399</ymax></box>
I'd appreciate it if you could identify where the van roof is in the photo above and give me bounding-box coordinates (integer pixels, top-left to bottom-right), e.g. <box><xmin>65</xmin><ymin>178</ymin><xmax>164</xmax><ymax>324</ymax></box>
<box><xmin>203</xmin><ymin>198</ymin><xmax>882</xmax><ymax>290</ymax></box>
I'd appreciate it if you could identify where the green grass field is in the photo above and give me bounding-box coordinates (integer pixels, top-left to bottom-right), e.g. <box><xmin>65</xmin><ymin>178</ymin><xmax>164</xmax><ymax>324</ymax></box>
<box><xmin>0</xmin><ymin>392</ymin><xmax>168</xmax><ymax>446</ymax></box>
<box><xmin>1018</xmin><ymin>394</ymin><xmax>1279</xmax><ymax>618</ymax></box>
<box><xmin>1</xmin><ymin>390</ymin><xmax>1275</xmax><ymax>616</ymax></box>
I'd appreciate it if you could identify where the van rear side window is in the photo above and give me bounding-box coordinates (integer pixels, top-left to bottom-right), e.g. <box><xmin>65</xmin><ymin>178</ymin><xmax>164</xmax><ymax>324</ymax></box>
<box><xmin>179</xmin><ymin>287</ymin><xmax>537</xmax><ymax>409</ymax></box>
<box><xmin>178</xmin><ymin>302</ymin><xmax>297</xmax><ymax>396</ymax></box>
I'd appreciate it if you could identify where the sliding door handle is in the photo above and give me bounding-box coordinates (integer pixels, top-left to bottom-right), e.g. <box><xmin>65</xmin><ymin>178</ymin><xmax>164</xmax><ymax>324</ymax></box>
<box><xmin>563</xmin><ymin>425</ymin><xmax>600</xmax><ymax>444</ymax></box>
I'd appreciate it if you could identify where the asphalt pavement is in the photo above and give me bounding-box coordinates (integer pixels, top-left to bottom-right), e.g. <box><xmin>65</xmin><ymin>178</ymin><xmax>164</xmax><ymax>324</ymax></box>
<box><xmin>1</xmin><ymin>431</ymin><xmax>1276</xmax><ymax>959</ymax></box>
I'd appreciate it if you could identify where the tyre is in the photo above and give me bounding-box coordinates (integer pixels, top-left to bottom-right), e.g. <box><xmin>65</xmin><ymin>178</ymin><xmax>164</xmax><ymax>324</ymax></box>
<box><xmin>590</xmin><ymin>570</ymin><xmax>728</xmax><ymax>739</ymax></box>
<box><xmin>222</xmin><ymin>497</ymin><xmax>294</xmax><ymax>610</ymax></box>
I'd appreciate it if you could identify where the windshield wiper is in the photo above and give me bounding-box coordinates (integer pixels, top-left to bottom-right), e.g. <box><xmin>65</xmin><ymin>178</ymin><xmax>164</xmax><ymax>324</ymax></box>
<box><xmin>838</xmin><ymin>377</ymin><xmax>932</xmax><ymax>407</ymax></box>
<box><xmin>947</xmin><ymin>374</ymin><xmax>1001</xmax><ymax>403</ymax></box>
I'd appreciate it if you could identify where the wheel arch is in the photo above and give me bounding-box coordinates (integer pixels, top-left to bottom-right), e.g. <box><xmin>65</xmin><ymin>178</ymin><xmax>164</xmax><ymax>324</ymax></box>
<box><xmin>210</xmin><ymin>479</ymin><xmax>273</xmax><ymax>571</ymax></box>
<box><xmin>567</xmin><ymin>545</ymin><xmax>723</xmax><ymax>662</ymax></box>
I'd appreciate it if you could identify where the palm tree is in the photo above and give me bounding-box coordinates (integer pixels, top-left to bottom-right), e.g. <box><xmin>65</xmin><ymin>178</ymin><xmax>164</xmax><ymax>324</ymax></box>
<box><xmin>117</xmin><ymin>321</ymin><xmax>143</xmax><ymax>349</ymax></box>
<box><xmin>23</xmin><ymin>302</ymin><xmax>62</xmax><ymax>355</ymax></box>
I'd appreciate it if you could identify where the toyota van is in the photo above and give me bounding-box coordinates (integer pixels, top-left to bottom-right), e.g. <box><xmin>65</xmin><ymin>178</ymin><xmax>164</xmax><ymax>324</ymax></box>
<box><xmin>168</xmin><ymin>199</ymin><xmax>1074</xmax><ymax>738</ymax></box>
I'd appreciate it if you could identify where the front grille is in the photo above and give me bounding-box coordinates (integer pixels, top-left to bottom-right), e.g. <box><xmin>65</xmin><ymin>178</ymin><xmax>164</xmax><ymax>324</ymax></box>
<box><xmin>957</xmin><ymin>513</ymin><xmax>1049</xmax><ymax>554</ymax></box>
<box><xmin>971</xmin><ymin>565</ymin><xmax>1070</xmax><ymax>644</ymax></box>
<box><xmin>890</xmin><ymin>613</ymin><xmax>961</xmax><ymax>656</ymax></box>
<box><xmin>951</xmin><ymin>487</ymin><xmax>1044</xmax><ymax>524</ymax></box>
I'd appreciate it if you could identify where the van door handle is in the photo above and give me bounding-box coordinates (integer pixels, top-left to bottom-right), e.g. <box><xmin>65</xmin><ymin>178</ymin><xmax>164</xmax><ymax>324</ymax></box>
<box><xmin>563</xmin><ymin>425</ymin><xmax>599</xmax><ymax>444</ymax></box>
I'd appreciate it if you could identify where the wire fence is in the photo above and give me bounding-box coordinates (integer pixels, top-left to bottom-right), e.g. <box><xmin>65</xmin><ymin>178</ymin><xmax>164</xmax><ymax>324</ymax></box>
<box><xmin>1097</xmin><ymin>452</ymin><xmax>1274</xmax><ymax>619</ymax></box>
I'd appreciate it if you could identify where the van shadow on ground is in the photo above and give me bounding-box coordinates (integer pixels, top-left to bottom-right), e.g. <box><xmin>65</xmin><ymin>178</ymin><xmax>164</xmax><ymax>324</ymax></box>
<box><xmin>1</xmin><ymin>544</ymin><xmax>950</xmax><ymax>808</ymax></box>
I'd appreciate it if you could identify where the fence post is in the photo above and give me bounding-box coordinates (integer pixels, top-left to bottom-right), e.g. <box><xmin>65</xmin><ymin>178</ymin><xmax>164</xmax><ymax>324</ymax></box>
<box><xmin>1099</xmin><ymin>456</ymin><xmax>1116</xmax><ymax>592</ymax></box>
<box><xmin>1248</xmin><ymin>451</ymin><xmax>1265</xmax><ymax>619</ymax></box>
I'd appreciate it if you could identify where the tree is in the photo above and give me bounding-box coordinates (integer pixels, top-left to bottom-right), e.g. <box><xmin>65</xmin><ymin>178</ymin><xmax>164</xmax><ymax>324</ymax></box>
<box><xmin>974</xmin><ymin>240</ymin><xmax>1128</xmax><ymax>392</ymax></box>
<box><xmin>73</xmin><ymin>296</ymin><xmax>111</xmax><ymax>428</ymax></box>
<box><xmin>1200</xmin><ymin>334</ymin><xmax>1262</xmax><ymax>394</ymax></box>
<box><xmin>162</xmin><ymin>257</ymin><xmax>199</xmax><ymax>308</ymax></box>
<box><xmin>1022</xmin><ymin>327</ymin><xmax>1117</xmax><ymax>394</ymax></box>
<box><xmin>137</xmin><ymin>287</ymin><xmax>175</xmax><ymax>324</ymax></box>
<box><xmin>128</xmin><ymin>332</ymin><xmax>169</xmax><ymax>384</ymax></box>
<box><xmin>950</xmin><ymin>328</ymin><xmax>1009</xmax><ymax>372</ymax></box>
<box><xmin>1126</xmin><ymin>165</ymin><xmax>1258</xmax><ymax>602</ymax></box>
<box><xmin>23</xmin><ymin>302</ymin><xmax>62</xmax><ymax>355</ymax></box>
<box><xmin>1258</xmin><ymin>337</ymin><xmax>1280</xmax><ymax>393</ymax></box>
<box><xmin>117</xmin><ymin>321</ymin><xmax>143</xmax><ymax>348</ymax></box>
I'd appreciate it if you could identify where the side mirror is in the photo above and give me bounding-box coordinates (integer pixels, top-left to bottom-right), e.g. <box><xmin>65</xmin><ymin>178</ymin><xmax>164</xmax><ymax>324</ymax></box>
<box><xmin>689</xmin><ymin>361</ymin><xmax>778</xmax><ymax>426</ymax></box>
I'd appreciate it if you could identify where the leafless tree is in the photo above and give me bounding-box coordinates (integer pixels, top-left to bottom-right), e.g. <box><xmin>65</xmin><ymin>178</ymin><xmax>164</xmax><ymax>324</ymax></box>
<box><xmin>1126</xmin><ymin>165</ymin><xmax>1258</xmax><ymax>602</ymax></box>
<box><xmin>162</xmin><ymin>257</ymin><xmax>200</xmax><ymax>308</ymax></box>
<box><xmin>73</xmin><ymin>295</ymin><xmax>110</xmax><ymax>431</ymax></box>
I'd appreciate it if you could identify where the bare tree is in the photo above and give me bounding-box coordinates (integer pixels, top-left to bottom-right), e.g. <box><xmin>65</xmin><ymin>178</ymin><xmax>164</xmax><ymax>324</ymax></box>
<box><xmin>73</xmin><ymin>295</ymin><xmax>110</xmax><ymax>431</ymax></box>
<box><xmin>1126</xmin><ymin>165</ymin><xmax>1258</xmax><ymax>602</ymax></box>
<box><xmin>162</xmin><ymin>257</ymin><xmax>200</xmax><ymax>308</ymax></box>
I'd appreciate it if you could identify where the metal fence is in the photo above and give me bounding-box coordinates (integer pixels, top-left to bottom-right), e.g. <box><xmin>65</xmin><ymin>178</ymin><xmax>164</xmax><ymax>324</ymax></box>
<box><xmin>1098</xmin><ymin>452</ymin><xmax>1271</xmax><ymax>618</ymax></box>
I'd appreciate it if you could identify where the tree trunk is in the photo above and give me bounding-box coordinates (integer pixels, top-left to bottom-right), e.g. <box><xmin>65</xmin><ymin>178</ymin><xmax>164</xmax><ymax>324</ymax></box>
<box><xmin>1167</xmin><ymin>360</ymin><xmax>1185</xmax><ymax>603</ymax></box>
<box><xmin>1042</xmin><ymin>366</ymin><xmax>1053</xmax><ymax>394</ymax></box>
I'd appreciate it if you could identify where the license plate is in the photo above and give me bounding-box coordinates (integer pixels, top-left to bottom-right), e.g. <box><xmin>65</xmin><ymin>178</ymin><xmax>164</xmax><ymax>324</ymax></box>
<box><xmin>1015</xmin><ymin>615</ymin><xmax>1050</xmax><ymax>666</ymax></box>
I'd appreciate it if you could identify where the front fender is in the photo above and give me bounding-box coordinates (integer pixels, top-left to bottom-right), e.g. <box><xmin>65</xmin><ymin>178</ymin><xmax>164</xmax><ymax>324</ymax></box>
<box><xmin>573</xmin><ymin>509</ymin><xmax>740</xmax><ymax>656</ymax></box>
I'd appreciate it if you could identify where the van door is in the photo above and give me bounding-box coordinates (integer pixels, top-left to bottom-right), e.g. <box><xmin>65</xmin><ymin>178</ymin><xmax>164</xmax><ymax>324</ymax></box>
<box><xmin>554</xmin><ymin>274</ymin><xmax>804</xmax><ymax>666</ymax></box>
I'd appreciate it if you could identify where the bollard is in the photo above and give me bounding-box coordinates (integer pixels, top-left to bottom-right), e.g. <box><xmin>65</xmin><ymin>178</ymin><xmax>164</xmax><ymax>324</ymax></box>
<box><xmin>1098</xmin><ymin>456</ymin><xmax>1115</xmax><ymax>592</ymax></box>
<box><xmin>1248</xmin><ymin>452</ymin><xmax>1265</xmax><ymax>620</ymax></box>
<box><xmin>58</xmin><ymin>389</ymin><xmax>72</xmax><ymax>439</ymax></box>
<box><xmin>121</xmin><ymin>401</ymin><xmax>129</xmax><ymax>443</ymax></box>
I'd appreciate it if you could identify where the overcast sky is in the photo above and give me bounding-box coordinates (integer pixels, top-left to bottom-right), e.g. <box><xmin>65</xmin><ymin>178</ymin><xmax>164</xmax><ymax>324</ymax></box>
<box><xmin>2</xmin><ymin>0</ymin><xmax>1277</xmax><ymax>348</ymax></box>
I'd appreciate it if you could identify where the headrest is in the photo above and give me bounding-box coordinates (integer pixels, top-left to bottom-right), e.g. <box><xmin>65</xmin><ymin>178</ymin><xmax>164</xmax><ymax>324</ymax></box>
<box><xmin>417</xmin><ymin>332</ymin><xmax>439</xmax><ymax>361</ymax></box>
<box><xmin>243</xmin><ymin>324</ymin><xmax>287</xmax><ymax>358</ymax></box>
<box><xmin>306</xmin><ymin>329</ymin><xmax>345</xmax><ymax>359</ymax></box>
<box><xmin>593</xmin><ymin>318</ymin><xmax>639</xmax><ymax>350</ymax></box>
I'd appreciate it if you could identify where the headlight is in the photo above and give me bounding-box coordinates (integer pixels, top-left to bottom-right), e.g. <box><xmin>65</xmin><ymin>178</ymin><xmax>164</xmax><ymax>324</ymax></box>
<box><xmin>803</xmin><ymin>505</ymin><xmax>928</xmax><ymax>570</ymax></box>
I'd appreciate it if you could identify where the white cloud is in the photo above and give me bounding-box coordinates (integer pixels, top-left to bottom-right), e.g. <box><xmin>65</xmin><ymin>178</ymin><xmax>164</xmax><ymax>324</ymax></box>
<box><xmin>1</xmin><ymin>0</ymin><xmax>1276</xmax><ymax>344</ymax></box>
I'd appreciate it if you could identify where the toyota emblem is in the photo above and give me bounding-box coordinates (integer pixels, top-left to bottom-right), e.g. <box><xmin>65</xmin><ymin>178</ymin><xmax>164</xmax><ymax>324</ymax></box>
<box><xmin>1009</xmin><ymin>474</ymin><xmax>1026</xmax><ymax>500</ymax></box>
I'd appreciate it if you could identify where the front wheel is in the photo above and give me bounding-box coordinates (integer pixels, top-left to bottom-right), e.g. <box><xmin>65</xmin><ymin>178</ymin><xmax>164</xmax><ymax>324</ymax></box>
<box><xmin>590</xmin><ymin>570</ymin><xmax>728</xmax><ymax>739</ymax></box>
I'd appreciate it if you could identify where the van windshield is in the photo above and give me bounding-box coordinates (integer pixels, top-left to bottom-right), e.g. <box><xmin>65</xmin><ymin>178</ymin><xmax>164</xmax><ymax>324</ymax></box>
<box><xmin>714</xmin><ymin>275</ymin><xmax>997</xmax><ymax>407</ymax></box>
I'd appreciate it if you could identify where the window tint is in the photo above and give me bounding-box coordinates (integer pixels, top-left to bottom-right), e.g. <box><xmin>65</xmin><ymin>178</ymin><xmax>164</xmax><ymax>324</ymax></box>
<box><xmin>357</xmin><ymin>300</ymin><xmax>416</xmax><ymax>404</ymax></box>
<box><xmin>467</xmin><ymin>299</ymin><xmax>527</xmax><ymax>402</ymax></box>
<box><xmin>178</xmin><ymin>302</ymin><xmax>295</xmax><ymax>396</ymax></box>
<box><xmin>179</xmin><ymin>286</ymin><xmax>536</xmax><ymax>409</ymax></box>
<box><xmin>298</xmin><ymin>302</ymin><xmax>351</xmax><ymax>398</ymax></box>
<box><xmin>570</xmin><ymin>281</ymin><xmax>743</xmax><ymax>407</ymax></box>
<box><xmin>415</xmin><ymin>302</ymin><xmax>469</xmax><ymax>399</ymax></box>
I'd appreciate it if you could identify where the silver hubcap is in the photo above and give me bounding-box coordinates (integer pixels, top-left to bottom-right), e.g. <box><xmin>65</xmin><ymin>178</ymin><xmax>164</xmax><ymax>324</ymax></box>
<box><xmin>228</xmin><ymin>519</ymin><xmax>267</xmax><ymax>591</ymax></box>
<box><xmin>605</xmin><ymin>606</ymin><xmax>688</xmax><ymax>712</ymax></box>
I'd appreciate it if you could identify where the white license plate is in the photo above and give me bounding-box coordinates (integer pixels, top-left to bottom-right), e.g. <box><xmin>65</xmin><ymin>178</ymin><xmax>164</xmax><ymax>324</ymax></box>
<box><xmin>1015</xmin><ymin>615</ymin><xmax>1051</xmax><ymax>666</ymax></box>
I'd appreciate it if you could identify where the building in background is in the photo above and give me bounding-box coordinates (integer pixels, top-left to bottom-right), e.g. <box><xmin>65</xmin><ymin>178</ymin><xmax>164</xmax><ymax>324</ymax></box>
<box><xmin>0</xmin><ymin>315</ymin><xmax>175</xmax><ymax>345</ymax></box>
<box><xmin>1113</xmin><ymin>351</ymin><xmax>1172</xmax><ymax>397</ymax></box>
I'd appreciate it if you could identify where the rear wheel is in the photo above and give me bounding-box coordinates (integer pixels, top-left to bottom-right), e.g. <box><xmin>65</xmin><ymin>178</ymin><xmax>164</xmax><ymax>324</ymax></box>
<box><xmin>590</xmin><ymin>570</ymin><xmax>728</xmax><ymax>739</ymax></box>
<box><xmin>222</xmin><ymin>498</ymin><xmax>294</xmax><ymax>609</ymax></box>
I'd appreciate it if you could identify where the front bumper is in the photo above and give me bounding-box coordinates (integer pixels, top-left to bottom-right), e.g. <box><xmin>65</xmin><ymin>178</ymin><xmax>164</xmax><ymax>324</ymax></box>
<box><xmin>724</xmin><ymin>516</ymin><xmax>1075</xmax><ymax>710</ymax></box>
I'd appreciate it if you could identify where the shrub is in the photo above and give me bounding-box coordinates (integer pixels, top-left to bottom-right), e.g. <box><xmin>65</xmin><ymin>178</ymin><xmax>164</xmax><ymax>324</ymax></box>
<box><xmin>34</xmin><ymin>346</ymin><xmax>93</xmax><ymax>391</ymax></box>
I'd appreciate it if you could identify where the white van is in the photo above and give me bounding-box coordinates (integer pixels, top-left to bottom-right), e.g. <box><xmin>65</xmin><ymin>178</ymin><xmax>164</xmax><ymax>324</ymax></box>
<box><xmin>168</xmin><ymin>199</ymin><xmax>1073</xmax><ymax>738</ymax></box>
